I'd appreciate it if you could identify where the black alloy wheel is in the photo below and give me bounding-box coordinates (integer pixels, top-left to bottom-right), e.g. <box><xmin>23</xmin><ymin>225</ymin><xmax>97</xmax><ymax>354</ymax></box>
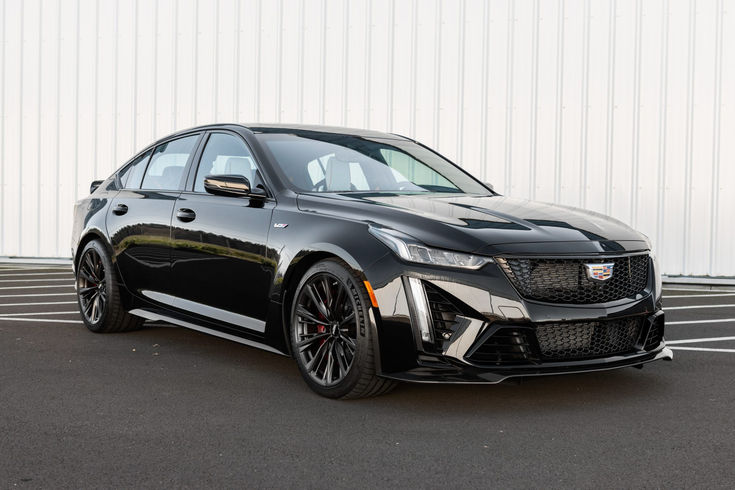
<box><xmin>77</xmin><ymin>248</ymin><xmax>107</xmax><ymax>324</ymax></box>
<box><xmin>294</xmin><ymin>272</ymin><xmax>358</xmax><ymax>387</ymax></box>
<box><xmin>75</xmin><ymin>240</ymin><xmax>142</xmax><ymax>333</ymax></box>
<box><xmin>290</xmin><ymin>258</ymin><xmax>396</xmax><ymax>399</ymax></box>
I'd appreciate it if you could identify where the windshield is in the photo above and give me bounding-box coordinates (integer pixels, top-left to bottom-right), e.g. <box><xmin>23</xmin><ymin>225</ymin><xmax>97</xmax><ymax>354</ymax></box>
<box><xmin>256</xmin><ymin>132</ymin><xmax>489</xmax><ymax>194</ymax></box>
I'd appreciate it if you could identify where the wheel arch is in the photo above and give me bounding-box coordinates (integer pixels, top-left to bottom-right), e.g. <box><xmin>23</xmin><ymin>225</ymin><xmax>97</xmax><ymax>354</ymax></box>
<box><xmin>74</xmin><ymin>228</ymin><xmax>113</xmax><ymax>270</ymax></box>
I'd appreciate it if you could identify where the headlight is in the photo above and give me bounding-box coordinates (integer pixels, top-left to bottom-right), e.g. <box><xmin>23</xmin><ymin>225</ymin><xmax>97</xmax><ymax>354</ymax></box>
<box><xmin>650</xmin><ymin>250</ymin><xmax>662</xmax><ymax>301</ymax></box>
<box><xmin>368</xmin><ymin>226</ymin><xmax>494</xmax><ymax>270</ymax></box>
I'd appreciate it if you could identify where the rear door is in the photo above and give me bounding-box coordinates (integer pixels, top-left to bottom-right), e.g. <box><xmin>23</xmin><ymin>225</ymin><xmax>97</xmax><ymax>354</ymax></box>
<box><xmin>170</xmin><ymin>131</ymin><xmax>275</xmax><ymax>332</ymax></box>
<box><xmin>107</xmin><ymin>133</ymin><xmax>202</xmax><ymax>303</ymax></box>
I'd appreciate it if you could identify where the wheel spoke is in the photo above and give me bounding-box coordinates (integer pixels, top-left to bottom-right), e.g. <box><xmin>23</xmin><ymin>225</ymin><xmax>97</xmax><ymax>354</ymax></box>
<box><xmin>340</xmin><ymin>335</ymin><xmax>356</xmax><ymax>353</ymax></box>
<box><xmin>91</xmin><ymin>295</ymin><xmax>99</xmax><ymax>322</ymax></box>
<box><xmin>83</xmin><ymin>292</ymin><xmax>95</xmax><ymax>316</ymax></box>
<box><xmin>339</xmin><ymin>311</ymin><xmax>355</xmax><ymax>327</ymax></box>
<box><xmin>320</xmin><ymin>277</ymin><xmax>333</xmax><ymax>310</ymax></box>
<box><xmin>84</xmin><ymin>254</ymin><xmax>99</xmax><ymax>282</ymax></box>
<box><xmin>323</xmin><ymin>341</ymin><xmax>336</xmax><ymax>384</ymax></box>
<box><xmin>334</xmin><ymin>341</ymin><xmax>348</xmax><ymax>376</ymax></box>
<box><xmin>305</xmin><ymin>283</ymin><xmax>330</xmax><ymax>321</ymax></box>
<box><xmin>306</xmin><ymin>339</ymin><xmax>330</xmax><ymax>372</ymax></box>
<box><xmin>333</xmin><ymin>284</ymin><xmax>345</xmax><ymax>317</ymax></box>
<box><xmin>297</xmin><ymin>332</ymin><xmax>330</xmax><ymax>351</ymax></box>
<box><xmin>79</xmin><ymin>265</ymin><xmax>97</xmax><ymax>284</ymax></box>
<box><xmin>296</xmin><ymin>306</ymin><xmax>323</xmax><ymax>325</ymax></box>
<box><xmin>78</xmin><ymin>286</ymin><xmax>96</xmax><ymax>297</ymax></box>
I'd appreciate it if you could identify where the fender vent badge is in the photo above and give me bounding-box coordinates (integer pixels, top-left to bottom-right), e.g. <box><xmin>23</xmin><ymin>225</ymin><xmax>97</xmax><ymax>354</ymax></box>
<box><xmin>273</xmin><ymin>223</ymin><xmax>289</xmax><ymax>228</ymax></box>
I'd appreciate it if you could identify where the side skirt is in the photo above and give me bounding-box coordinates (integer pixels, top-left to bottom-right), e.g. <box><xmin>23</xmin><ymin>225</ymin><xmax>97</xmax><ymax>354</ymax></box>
<box><xmin>129</xmin><ymin>308</ymin><xmax>288</xmax><ymax>357</ymax></box>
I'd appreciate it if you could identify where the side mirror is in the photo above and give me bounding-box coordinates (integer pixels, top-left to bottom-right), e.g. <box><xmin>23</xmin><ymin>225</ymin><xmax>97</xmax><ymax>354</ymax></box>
<box><xmin>484</xmin><ymin>182</ymin><xmax>495</xmax><ymax>192</ymax></box>
<box><xmin>203</xmin><ymin>174</ymin><xmax>265</xmax><ymax>198</ymax></box>
<box><xmin>90</xmin><ymin>180</ymin><xmax>104</xmax><ymax>194</ymax></box>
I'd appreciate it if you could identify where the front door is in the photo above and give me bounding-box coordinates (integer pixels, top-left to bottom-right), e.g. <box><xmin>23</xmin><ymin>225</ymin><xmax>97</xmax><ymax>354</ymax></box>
<box><xmin>170</xmin><ymin>132</ymin><xmax>275</xmax><ymax>333</ymax></box>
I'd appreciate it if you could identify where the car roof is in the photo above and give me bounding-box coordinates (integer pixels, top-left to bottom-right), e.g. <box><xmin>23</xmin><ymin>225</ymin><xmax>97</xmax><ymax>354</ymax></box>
<box><xmin>165</xmin><ymin>123</ymin><xmax>412</xmax><ymax>141</ymax></box>
<box><xmin>243</xmin><ymin>123</ymin><xmax>410</xmax><ymax>140</ymax></box>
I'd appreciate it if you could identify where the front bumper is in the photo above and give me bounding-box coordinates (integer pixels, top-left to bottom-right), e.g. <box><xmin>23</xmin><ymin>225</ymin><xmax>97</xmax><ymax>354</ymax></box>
<box><xmin>367</xmin><ymin>251</ymin><xmax>672</xmax><ymax>383</ymax></box>
<box><xmin>382</xmin><ymin>346</ymin><xmax>673</xmax><ymax>384</ymax></box>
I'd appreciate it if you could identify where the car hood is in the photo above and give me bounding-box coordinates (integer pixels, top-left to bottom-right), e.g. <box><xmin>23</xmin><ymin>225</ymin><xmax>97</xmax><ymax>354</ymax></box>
<box><xmin>297</xmin><ymin>193</ymin><xmax>649</xmax><ymax>255</ymax></box>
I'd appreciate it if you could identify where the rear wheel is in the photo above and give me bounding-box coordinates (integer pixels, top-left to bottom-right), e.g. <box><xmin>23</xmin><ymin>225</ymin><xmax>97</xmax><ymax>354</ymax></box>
<box><xmin>76</xmin><ymin>240</ymin><xmax>142</xmax><ymax>333</ymax></box>
<box><xmin>290</xmin><ymin>258</ymin><xmax>396</xmax><ymax>399</ymax></box>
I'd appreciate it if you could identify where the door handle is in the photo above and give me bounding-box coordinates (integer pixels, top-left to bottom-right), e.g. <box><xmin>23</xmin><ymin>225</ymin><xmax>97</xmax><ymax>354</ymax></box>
<box><xmin>112</xmin><ymin>204</ymin><xmax>128</xmax><ymax>216</ymax></box>
<box><xmin>176</xmin><ymin>208</ymin><xmax>196</xmax><ymax>222</ymax></box>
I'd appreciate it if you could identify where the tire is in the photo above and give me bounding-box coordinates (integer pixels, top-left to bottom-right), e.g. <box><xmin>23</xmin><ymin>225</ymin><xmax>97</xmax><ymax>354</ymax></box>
<box><xmin>289</xmin><ymin>258</ymin><xmax>396</xmax><ymax>399</ymax></box>
<box><xmin>75</xmin><ymin>239</ymin><xmax>143</xmax><ymax>333</ymax></box>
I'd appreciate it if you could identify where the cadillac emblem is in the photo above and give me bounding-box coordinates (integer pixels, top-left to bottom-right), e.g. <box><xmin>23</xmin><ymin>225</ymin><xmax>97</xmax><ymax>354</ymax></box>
<box><xmin>585</xmin><ymin>263</ymin><xmax>615</xmax><ymax>282</ymax></box>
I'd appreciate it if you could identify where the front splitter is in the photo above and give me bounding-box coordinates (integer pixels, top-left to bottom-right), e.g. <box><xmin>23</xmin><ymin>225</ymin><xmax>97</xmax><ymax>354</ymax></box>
<box><xmin>380</xmin><ymin>347</ymin><xmax>674</xmax><ymax>384</ymax></box>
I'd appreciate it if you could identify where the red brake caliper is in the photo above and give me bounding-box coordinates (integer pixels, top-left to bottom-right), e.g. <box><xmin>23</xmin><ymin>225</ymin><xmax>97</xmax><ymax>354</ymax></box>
<box><xmin>317</xmin><ymin>310</ymin><xmax>327</xmax><ymax>345</ymax></box>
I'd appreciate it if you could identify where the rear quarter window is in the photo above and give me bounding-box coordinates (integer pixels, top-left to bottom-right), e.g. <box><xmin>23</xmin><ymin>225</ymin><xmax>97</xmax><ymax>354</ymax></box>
<box><xmin>118</xmin><ymin>149</ymin><xmax>153</xmax><ymax>189</ymax></box>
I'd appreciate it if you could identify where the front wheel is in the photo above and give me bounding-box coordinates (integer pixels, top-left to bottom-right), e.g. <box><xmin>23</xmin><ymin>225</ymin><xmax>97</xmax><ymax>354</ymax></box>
<box><xmin>290</xmin><ymin>258</ymin><xmax>396</xmax><ymax>399</ymax></box>
<box><xmin>76</xmin><ymin>240</ymin><xmax>143</xmax><ymax>333</ymax></box>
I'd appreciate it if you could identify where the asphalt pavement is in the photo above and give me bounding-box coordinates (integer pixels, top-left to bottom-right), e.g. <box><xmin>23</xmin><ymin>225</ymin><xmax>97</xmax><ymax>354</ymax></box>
<box><xmin>1</xmin><ymin>263</ymin><xmax>734</xmax><ymax>489</ymax></box>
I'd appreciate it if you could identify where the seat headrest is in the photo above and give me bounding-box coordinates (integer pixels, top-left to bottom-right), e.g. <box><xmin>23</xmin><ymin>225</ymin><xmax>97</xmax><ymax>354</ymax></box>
<box><xmin>224</xmin><ymin>157</ymin><xmax>253</xmax><ymax>182</ymax></box>
<box><xmin>325</xmin><ymin>157</ymin><xmax>351</xmax><ymax>191</ymax></box>
<box><xmin>161</xmin><ymin>165</ymin><xmax>184</xmax><ymax>189</ymax></box>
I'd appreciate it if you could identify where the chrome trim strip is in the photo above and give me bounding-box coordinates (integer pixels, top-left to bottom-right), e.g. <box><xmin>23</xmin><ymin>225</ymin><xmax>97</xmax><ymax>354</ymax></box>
<box><xmin>406</xmin><ymin>277</ymin><xmax>434</xmax><ymax>343</ymax></box>
<box><xmin>141</xmin><ymin>290</ymin><xmax>266</xmax><ymax>333</ymax></box>
<box><xmin>129</xmin><ymin>308</ymin><xmax>284</xmax><ymax>355</ymax></box>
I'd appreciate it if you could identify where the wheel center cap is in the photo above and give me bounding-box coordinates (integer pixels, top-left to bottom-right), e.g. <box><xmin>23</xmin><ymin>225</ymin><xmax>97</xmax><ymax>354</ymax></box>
<box><xmin>331</xmin><ymin>323</ymin><xmax>340</xmax><ymax>336</ymax></box>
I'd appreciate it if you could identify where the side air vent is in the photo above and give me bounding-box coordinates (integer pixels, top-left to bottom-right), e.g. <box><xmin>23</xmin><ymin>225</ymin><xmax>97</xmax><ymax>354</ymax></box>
<box><xmin>423</xmin><ymin>283</ymin><xmax>461</xmax><ymax>348</ymax></box>
<box><xmin>644</xmin><ymin>315</ymin><xmax>664</xmax><ymax>351</ymax></box>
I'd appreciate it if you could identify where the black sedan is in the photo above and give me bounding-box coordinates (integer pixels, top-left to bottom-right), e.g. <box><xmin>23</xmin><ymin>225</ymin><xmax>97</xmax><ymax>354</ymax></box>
<box><xmin>71</xmin><ymin>124</ymin><xmax>672</xmax><ymax>398</ymax></box>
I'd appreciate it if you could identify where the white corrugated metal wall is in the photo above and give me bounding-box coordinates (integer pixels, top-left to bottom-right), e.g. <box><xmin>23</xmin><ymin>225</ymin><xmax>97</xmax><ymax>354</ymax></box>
<box><xmin>0</xmin><ymin>0</ymin><xmax>733</xmax><ymax>276</ymax></box>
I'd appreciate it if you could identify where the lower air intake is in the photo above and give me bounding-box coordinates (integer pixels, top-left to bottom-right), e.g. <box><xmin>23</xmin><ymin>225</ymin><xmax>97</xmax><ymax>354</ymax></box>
<box><xmin>535</xmin><ymin>317</ymin><xmax>642</xmax><ymax>360</ymax></box>
<box><xmin>644</xmin><ymin>316</ymin><xmax>664</xmax><ymax>351</ymax></box>
<box><xmin>465</xmin><ymin>328</ymin><xmax>537</xmax><ymax>365</ymax></box>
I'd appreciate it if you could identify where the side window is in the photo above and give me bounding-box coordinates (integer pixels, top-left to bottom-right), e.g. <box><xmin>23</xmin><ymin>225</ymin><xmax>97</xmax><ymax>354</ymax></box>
<box><xmin>119</xmin><ymin>149</ymin><xmax>153</xmax><ymax>189</ymax></box>
<box><xmin>194</xmin><ymin>133</ymin><xmax>259</xmax><ymax>193</ymax></box>
<box><xmin>141</xmin><ymin>135</ymin><xmax>199</xmax><ymax>190</ymax></box>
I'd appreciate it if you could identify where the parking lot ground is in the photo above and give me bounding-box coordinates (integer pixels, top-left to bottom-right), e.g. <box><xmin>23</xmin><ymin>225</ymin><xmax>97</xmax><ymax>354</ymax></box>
<box><xmin>1</xmin><ymin>264</ymin><xmax>735</xmax><ymax>488</ymax></box>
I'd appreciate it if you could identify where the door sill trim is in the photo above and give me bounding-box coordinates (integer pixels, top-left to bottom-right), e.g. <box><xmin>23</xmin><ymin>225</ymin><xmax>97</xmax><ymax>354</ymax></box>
<box><xmin>129</xmin><ymin>308</ymin><xmax>285</xmax><ymax>356</ymax></box>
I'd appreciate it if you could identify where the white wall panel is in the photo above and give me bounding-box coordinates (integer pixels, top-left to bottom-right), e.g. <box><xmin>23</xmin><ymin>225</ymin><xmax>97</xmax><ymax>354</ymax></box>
<box><xmin>0</xmin><ymin>0</ymin><xmax>733</xmax><ymax>277</ymax></box>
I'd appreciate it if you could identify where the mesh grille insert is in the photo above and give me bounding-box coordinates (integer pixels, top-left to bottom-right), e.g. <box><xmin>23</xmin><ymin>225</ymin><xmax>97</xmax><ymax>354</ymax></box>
<box><xmin>496</xmin><ymin>254</ymin><xmax>649</xmax><ymax>304</ymax></box>
<box><xmin>535</xmin><ymin>317</ymin><xmax>643</xmax><ymax>360</ymax></box>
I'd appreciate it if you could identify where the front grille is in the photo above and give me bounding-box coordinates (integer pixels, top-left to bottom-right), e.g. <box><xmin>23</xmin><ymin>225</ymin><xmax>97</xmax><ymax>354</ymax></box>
<box><xmin>535</xmin><ymin>317</ymin><xmax>643</xmax><ymax>360</ymax></box>
<box><xmin>496</xmin><ymin>254</ymin><xmax>649</xmax><ymax>304</ymax></box>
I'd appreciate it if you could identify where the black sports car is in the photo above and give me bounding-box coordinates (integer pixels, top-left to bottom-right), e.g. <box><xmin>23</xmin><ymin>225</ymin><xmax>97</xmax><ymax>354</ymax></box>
<box><xmin>71</xmin><ymin>124</ymin><xmax>672</xmax><ymax>398</ymax></box>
